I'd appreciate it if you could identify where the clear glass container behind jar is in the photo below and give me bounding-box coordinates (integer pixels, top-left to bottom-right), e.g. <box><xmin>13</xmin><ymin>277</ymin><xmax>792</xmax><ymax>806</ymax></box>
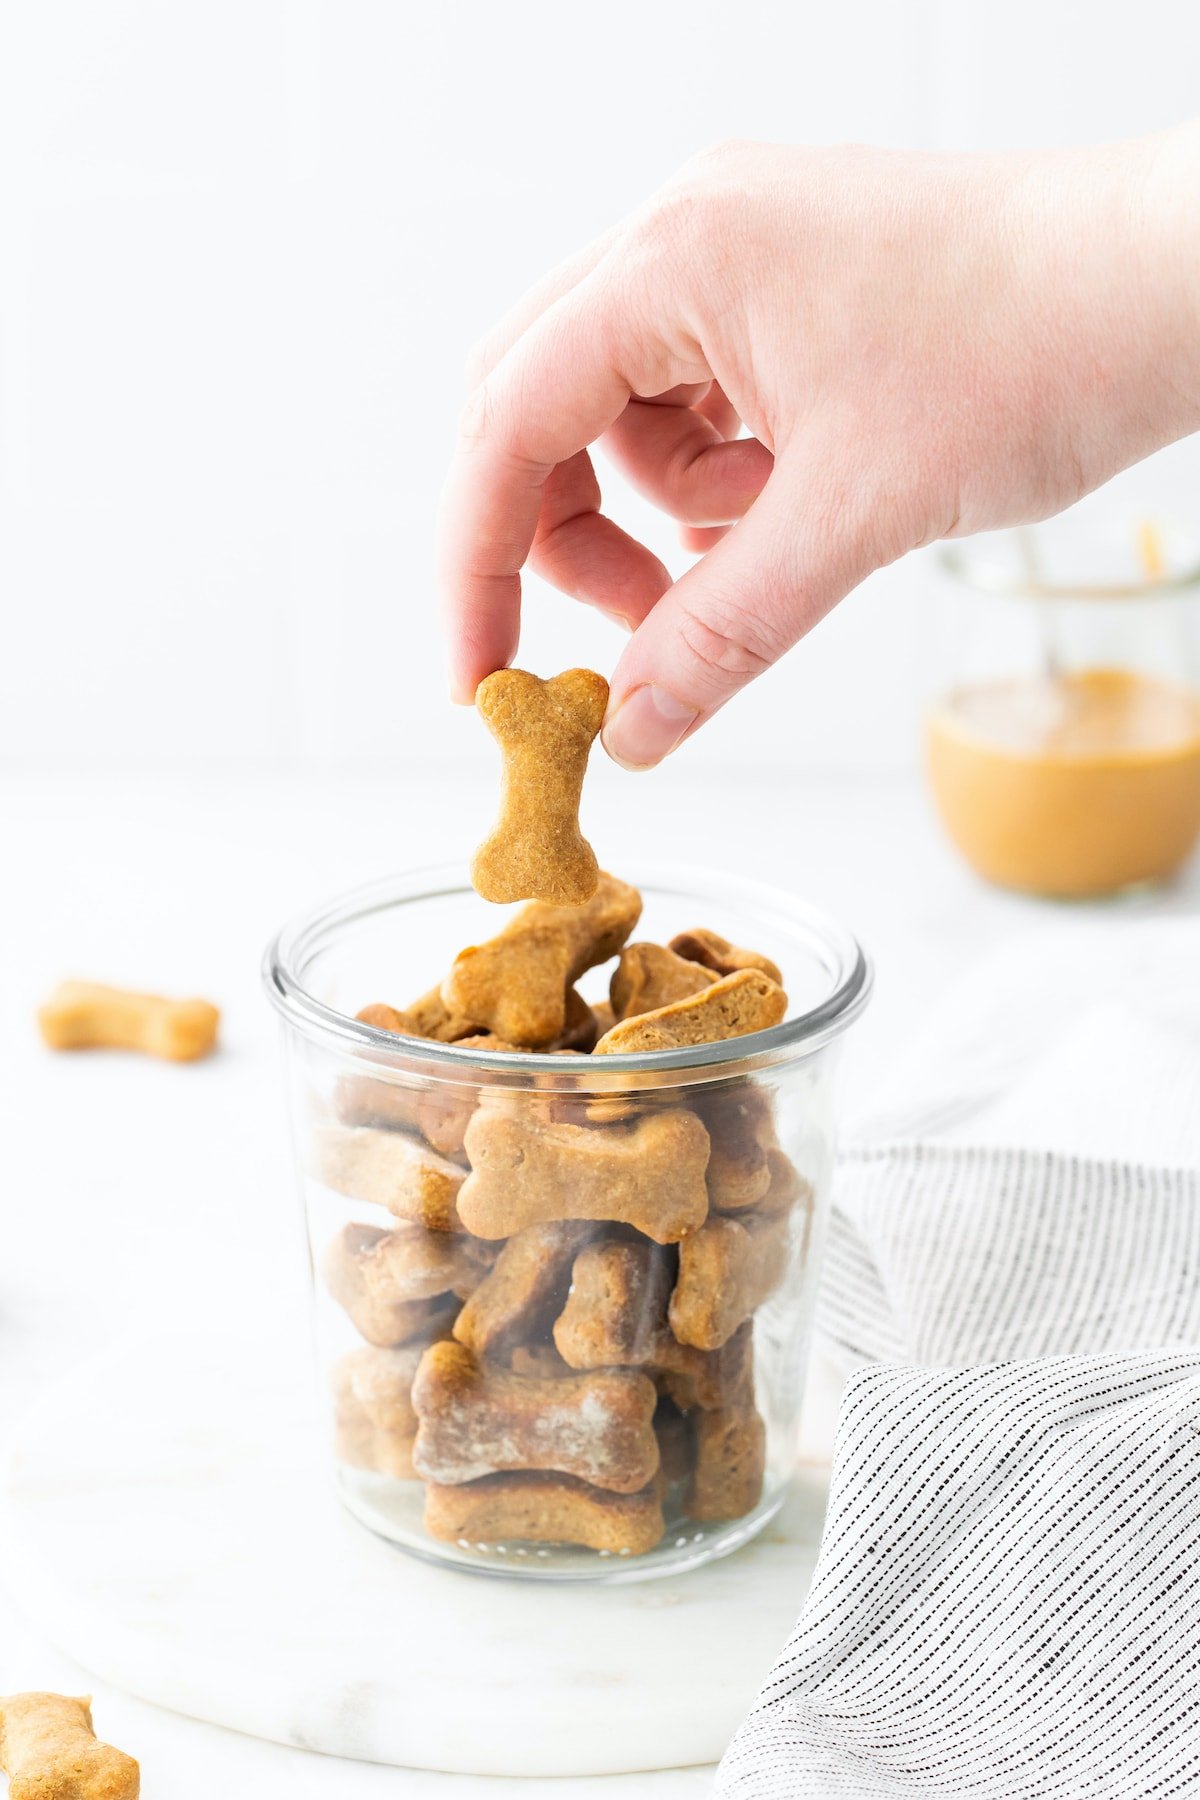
<box><xmin>927</xmin><ymin>511</ymin><xmax>1200</xmax><ymax>897</ymax></box>
<box><xmin>264</xmin><ymin>865</ymin><xmax>870</xmax><ymax>1582</ymax></box>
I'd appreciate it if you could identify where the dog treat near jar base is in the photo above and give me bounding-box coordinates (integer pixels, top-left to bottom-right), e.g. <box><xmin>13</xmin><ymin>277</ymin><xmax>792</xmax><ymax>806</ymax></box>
<box><xmin>442</xmin><ymin>873</ymin><xmax>642</xmax><ymax>1046</ymax></box>
<box><xmin>424</xmin><ymin>1470</ymin><xmax>665</xmax><ymax>1555</ymax></box>
<box><xmin>37</xmin><ymin>979</ymin><xmax>219</xmax><ymax>1063</ymax></box>
<box><xmin>315</xmin><ymin>1124</ymin><xmax>467</xmax><ymax>1231</ymax></box>
<box><xmin>609</xmin><ymin>942</ymin><xmax>716</xmax><ymax>1020</ymax></box>
<box><xmin>668</xmin><ymin>927</ymin><xmax>784</xmax><ymax>987</ymax></box>
<box><xmin>452</xmin><ymin>1221</ymin><xmax>595</xmax><ymax>1359</ymax></box>
<box><xmin>669</xmin><ymin>1211</ymin><xmax>790</xmax><ymax>1350</ymax></box>
<box><xmin>324</xmin><ymin>1223</ymin><xmax>480</xmax><ymax>1348</ymax></box>
<box><xmin>685</xmin><ymin>1407</ymin><xmax>767</xmax><ymax>1520</ymax></box>
<box><xmin>0</xmin><ymin>1691</ymin><xmax>140</xmax><ymax>1800</ymax></box>
<box><xmin>458</xmin><ymin>1107</ymin><xmax>710</xmax><ymax>1244</ymax></box>
<box><xmin>471</xmin><ymin>668</ymin><xmax>609</xmax><ymax>907</ymax></box>
<box><xmin>594</xmin><ymin>969</ymin><xmax>787</xmax><ymax>1054</ymax></box>
<box><xmin>412</xmin><ymin>1340</ymin><xmax>660</xmax><ymax>1493</ymax></box>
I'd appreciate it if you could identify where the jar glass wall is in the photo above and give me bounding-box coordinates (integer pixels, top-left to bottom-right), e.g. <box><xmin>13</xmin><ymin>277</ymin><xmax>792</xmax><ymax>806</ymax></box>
<box><xmin>264</xmin><ymin>865</ymin><xmax>869</xmax><ymax>1583</ymax></box>
<box><xmin>926</xmin><ymin>511</ymin><xmax>1200</xmax><ymax>897</ymax></box>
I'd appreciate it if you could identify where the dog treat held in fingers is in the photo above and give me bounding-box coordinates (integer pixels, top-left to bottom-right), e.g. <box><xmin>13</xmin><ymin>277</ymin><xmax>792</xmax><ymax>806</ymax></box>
<box><xmin>453</xmin><ymin>1221</ymin><xmax>595</xmax><ymax>1358</ymax></box>
<box><xmin>424</xmin><ymin>1471</ymin><xmax>664</xmax><ymax>1554</ymax></box>
<box><xmin>594</xmin><ymin>970</ymin><xmax>787</xmax><ymax>1055</ymax></box>
<box><xmin>324</xmin><ymin>1223</ymin><xmax>480</xmax><ymax>1347</ymax></box>
<box><xmin>669</xmin><ymin>1211</ymin><xmax>790</xmax><ymax>1349</ymax></box>
<box><xmin>315</xmin><ymin>1125</ymin><xmax>467</xmax><ymax>1231</ymax></box>
<box><xmin>458</xmin><ymin>1107</ymin><xmax>710</xmax><ymax>1244</ymax></box>
<box><xmin>442</xmin><ymin>872</ymin><xmax>642</xmax><ymax>1046</ymax></box>
<box><xmin>0</xmin><ymin>1692</ymin><xmax>139</xmax><ymax>1799</ymax></box>
<box><xmin>412</xmin><ymin>1340</ymin><xmax>659</xmax><ymax>1492</ymax></box>
<box><xmin>610</xmin><ymin>942</ymin><xmax>717</xmax><ymax>1020</ymax></box>
<box><xmin>471</xmin><ymin>668</ymin><xmax>609</xmax><ymax>906</ymax></box>
<box><xmin>37</xmin><ymin>980</ymin><xmax>218</xmax><ymax>1063</ymax></box>
<box><xmin>685</xmin><ymin>1407</ymin><xmax>767</xmax><ymax>1520</ymax></box>
<box><xmin>668</xmin><ymin>927</ymin><xmax>783</xmax><ymax>987</ymax></box>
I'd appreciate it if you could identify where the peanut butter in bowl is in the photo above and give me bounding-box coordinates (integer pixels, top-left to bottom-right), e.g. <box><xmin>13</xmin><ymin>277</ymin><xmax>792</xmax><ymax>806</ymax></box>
<box><xmin>926</xmin><ymin>666</ymin><xmax>1200</xmax><ymax>897</ymax></box>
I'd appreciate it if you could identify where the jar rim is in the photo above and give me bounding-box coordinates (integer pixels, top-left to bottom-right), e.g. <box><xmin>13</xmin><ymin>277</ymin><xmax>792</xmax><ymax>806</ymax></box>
<box><xmin>262</xmin><ymin>861</ymin><xmax>872</xmax><ymax>1081</ymax></box>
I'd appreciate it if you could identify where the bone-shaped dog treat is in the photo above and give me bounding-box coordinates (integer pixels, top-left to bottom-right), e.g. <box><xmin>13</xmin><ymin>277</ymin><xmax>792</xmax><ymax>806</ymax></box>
<box><xmin>324</xmin><ymin>1223</ymin><xmax>480</xmax><ymax>1347</ymax></box>
<box><xmin>684</xmin><ymin>1406</ymin><xmax>767</xmax><ymax>1520</ymax></box>
<box><xmin>751</xmin><ymin>1147</ymin><xmax>815</xmax><ymax>1222</ymax></box>
<box><xmin>442</xmin><ymin>873</ymin><xmax>642</xmax><ymax>1046</ymax></box>
<box><xmin>553</xmin><ymin>986</ymin><xmax>600</xmax><ymax>1051</ymax></box>
<box><xmin>553</xmin><ymin>1240</ymin><xmax>754</xmax><ymax>1410</ymax></box>
<box><xmin>668</xmin><ymin>927</ymin><xmax>783</xmax><ymax>987</ymax></box>
<box><xmin>334</xmin><ymin>1341</ymin><xmax>440</xmax><ymax>1479</ymax></box>
<box><xmin>609</xmin><ymin>942</ymin><xmax>717</xmax><ymax>1020</ymax></box>
<box><xmin>0</xmin><ymin>1692</ymin><xmax>139</xmax><ymax>1800</ymax></box>
<box><xmin>551</xmin><ymin>1237</ymin><xmax>676</xmax><ymax>1368</ymax></box>
<box><xmin>357</xmin><ymin>989</ymin><xmax>480</xmax><ymax>1043</ymax></box>
<box><xmin>453</xmin><ymin>1221</ymin><xmax>594</xmax><ymax>1358</ymax></box>
<box><xmin>37</xmin><ymin>980</ymin><xmax>218</xmax><ymax>1063</ymax></box>
<box><xmin>315</xmin><ymin>1125</ymin><xmax>467</xmax><ymax>1231</ymax></box>
<box><xmin>594</xmin><ymin>970</ymin><xmax>788</xmax><ymax>1054</ymax></box>
<box><xmin>471</xmin><ymin>668</ymin><xmax>609</xmax><ymax>905</ymax></box>
<box><xmin>669</xmin><ymin>1211</ymin><xmax>790</xmax><ymax>1349</ymax></box>
<box><xmin>412</xmin><ymin>1340</ymin><xmax>659</xmax><ymax>1492</ymax></box>
<box><xmin>458</xmin><ymin>1107</ymin><xmax>710</xmax><ymax>1244</ymax></box>
<box><xmin>424</xmin><ymin>1471</ymin><xmax>665</xmax><ymax>1554</ymax></box>
<box><xmin>697</xmin><ymin>1084</ymin><xmax>778</xmax><ymax>1209</ymax></box>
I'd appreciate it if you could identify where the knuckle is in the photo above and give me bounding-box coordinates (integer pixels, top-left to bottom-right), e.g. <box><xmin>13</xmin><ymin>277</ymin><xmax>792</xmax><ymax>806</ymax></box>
<box><xmin>674</xmin><ymin>594</ymin><xmax>779</xmax><ymax>685</ymax></box>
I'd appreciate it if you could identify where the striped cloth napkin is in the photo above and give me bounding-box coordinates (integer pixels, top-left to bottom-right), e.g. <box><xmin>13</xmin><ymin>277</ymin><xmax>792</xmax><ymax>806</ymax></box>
<box><xmin>718</xmin><ymin>920</ymin><xmax>1200</xmax><ymax>1798</ymax></box>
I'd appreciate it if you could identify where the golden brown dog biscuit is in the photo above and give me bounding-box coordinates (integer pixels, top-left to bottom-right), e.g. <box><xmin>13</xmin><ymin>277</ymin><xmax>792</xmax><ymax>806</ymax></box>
<box><xmin>424</xmin><ymin>1471</ymin><xmax>664</xmax><ymax>1554</ymax></box>
<box><xmin>508</xmin><ymin>1341</ymin><xmax>574</xmax><ymax>1378</ymax></box>
<box><xmin>0</xmin><ymin>1692</ymin><xmax>139</xmax><ymax>1799</ymax></box>
<box><xmin>357</xmin><ymin>988</ymin><xmax>481</xmax><ymax>1044</ymax></box>
<box><xmin>653</xmin><ymin>1397</ymin><xmax>696</xmax><ymax>1488</ymax></box>
<box><xmin>471</xmin><ymin>668</ymin><xmax>609</xmax><ymax>906</ymax></box>
<box><xmin>609</xmin><ymin>942</ymin><xmax>716</xmax><ymax>1020</ymax></box>
<box><xmin>458</xmin><ymin>1107</ymin><xmax>710</xmax><ymax>1244</ymax></box>
<box><xmin>453</xmin><ymin>1221</ymin><xmax>594</xmax><ymax>1359</ymax></box>
<box><xmin>551</xmin><ymin>1237</ymin><xmax>675</xmax><ymax>1367</ymax></box>
<box><xmin>696</xmin><ymin>1084</ymin><xmax>778</xmax><ymax>1209</ymax></box>
<box><xmin>751</xmin><ymin>1147</ymin><xmax>814</xmax><ymax>1221</ymax></box>
<box><xmin>333</xmin><ymin>1343</ymin><xmax>435</xmax><ymax>1479</ymax></box>
<box><xmin>442</xmin><ymin>873</ymin><xmax>641</xmax><ymax>1046</ymax></box>
<box><xmin>668</xmin><ymin>1211</ymin><xmax>790</xmax><ymax>1350</ymax></box>
<box><xmin>594</xmin><ymin>970</ymin><xmax>788</xmax><ymax>1055</ymax></box>
<box><xmin>551</xmin><ymin>987</ymin><xmax>600</xmax><ymax>1051</ymax></box>
<box><xmin>684</xmin><ymin>1407</ymin><xmax>767</xmax><ymax>1520</ymax></box>
<box><xmin>37</xmin><ymin>980</ymin><xmax>218</xmax><ymax>1063</ymax></box>
<box><xmin>324</xmin><ymin>1223</ymin><xmax>480</xmax><ymax>1347</ymax></box>
<box><xmin>553</xmin><ymin>1240</ymin><xmax>754</xmax><ymax>1411</ymax></box>
<box><xmin>412</xmin><ymin>1340</ymin><xmax>659</xmax><ymax>1493</ymax></box>
<box><xmin>315</xmin><ymin>1125</ymin><xmax>467</xmax><ymax>1231</ymax></box>
<box><xmin>668</xmin><ymin>928</ymin><xmax>783</xmax><ymax>987</ymax></box>
<box><xmin>590</xmin><ymin>998</ymin><xmax>616</xmax><ymax>1038</ymax></box>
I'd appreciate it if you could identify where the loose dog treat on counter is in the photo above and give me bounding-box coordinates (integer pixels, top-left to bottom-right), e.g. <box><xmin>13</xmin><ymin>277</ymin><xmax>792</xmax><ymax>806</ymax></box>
<box><xmin>424</xmin><ymin>1471</ymin><xmax>665</xmax><ymax>1554</ymax></box>
<box><xmin>685</xmin><ymin>1406</ymin><xmax>767</xmax><ymax>1520</ymax></box>
<box><xmin>453</xmin><ymin>1221</ymin><xmax>595</xmax><ymax>1358</ymax></box>
<box><xmin>37</xmin><ymin>980</ymin><xmax>218</xmax><ymax>1063</ymax></box>
<box><xmin>595</xmin><ymin>969</ymin><xmax>787</xmax><ymax>1054</ymax></box>
<box><xmin>315</xmin><ymin>1125</ymin><xmax>467</xmax><ymax>1231</ymax></box>
<box><xmin>0</xmin><ymin>1691</ymin><xmax>139</xmax><ymax>1799</ymax></box>
<box><xmin>443</xmin><ymin>873</ymin><xmax>641</xmax><ymax>1046</ymax></box>
<box><xmin>668</xmin><ymin>927</ymin><xmax>783</xmax><ymax>987</ymax></box>
<box><xmin>471</xmin><ymin>668</ymin><xmax>609</xmax><ymax>906</ymax></box>
<box><xmin>609</xmin><ymin>942</ymin><xmax>716</xmax><ymax>1020</ymax></box>
<box><xmin>324</xmin><ymin>1223</ymin><xmax>482</xmax><ymax>1347</ymax></box>
<box><xmin>669</xmin><ymin>1212</ymin><xmax>789</xmax><ymax>1349</ymax></box>
<box><xmin>412</xmin><ymin>1340</ymin><xmax>659</xmax><ymax>1493</ymax></box>
<box><xmin>458</xmin><ymin>1107</ymin><xmax>710</xmax><ymax>1244</ymax></box>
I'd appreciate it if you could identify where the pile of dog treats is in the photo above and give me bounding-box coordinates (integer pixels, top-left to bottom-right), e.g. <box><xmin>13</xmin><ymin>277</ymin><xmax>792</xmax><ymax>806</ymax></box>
<box><xmin>316</xmin><ymin>872</ymin><xmax>811</xmax><ymax>1557</ymax></box>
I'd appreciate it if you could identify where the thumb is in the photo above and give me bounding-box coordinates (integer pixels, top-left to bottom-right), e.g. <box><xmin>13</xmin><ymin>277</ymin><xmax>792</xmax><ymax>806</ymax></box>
<box><xmin>601</xmin><ymin>453</ymin><xmax>888</xmax><ymax>769</ymax></box>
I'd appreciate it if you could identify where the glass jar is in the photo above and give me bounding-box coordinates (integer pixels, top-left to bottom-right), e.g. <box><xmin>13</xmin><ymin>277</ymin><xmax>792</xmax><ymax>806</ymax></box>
<box><xmin>263</xmin><ymin>863</ymin><xmax>869</xmax><ymax>1582</ymax></box>
<box><xmin>926</xmin><ymin>511</ymin><xmax>1200</xmax><ymax>897</ymax></box>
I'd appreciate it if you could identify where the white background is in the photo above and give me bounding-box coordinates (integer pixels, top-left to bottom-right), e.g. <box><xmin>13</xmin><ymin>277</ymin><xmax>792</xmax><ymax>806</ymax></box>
<box><xmin>2</xmin><ymin>0</ymin><xmax>1199</xmax><ymax>782</ymax></box>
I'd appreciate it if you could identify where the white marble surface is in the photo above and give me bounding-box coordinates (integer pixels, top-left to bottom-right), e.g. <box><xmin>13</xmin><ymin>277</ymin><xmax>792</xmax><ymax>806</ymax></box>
<box><xmin>2</xmin><ymin>768</ymin><xmax>1195</xmax><ymax>1794</ymax></box>
<box><xmin>0</xmin><ymin>1328</ymin><xmax>829</xmax><ymax>1777</ymax></box>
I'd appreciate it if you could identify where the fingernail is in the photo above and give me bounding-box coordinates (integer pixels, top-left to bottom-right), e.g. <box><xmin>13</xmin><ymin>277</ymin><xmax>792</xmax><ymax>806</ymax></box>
<box><xmin>602</xmin><ymin>684</ymin><xmax>699</xmax><ymax>770</ymax></box>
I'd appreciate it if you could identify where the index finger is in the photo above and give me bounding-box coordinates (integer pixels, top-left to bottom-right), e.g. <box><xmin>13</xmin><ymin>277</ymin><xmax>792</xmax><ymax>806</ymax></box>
<box><xmin>436</xmin><ymin>274</ymin><xmax>704</xmax><ymax>702</ymax></box>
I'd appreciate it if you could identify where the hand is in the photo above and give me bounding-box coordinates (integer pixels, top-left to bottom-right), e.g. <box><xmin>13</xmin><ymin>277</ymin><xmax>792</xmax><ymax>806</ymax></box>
<box><xmin>438</xmin><ymin>130</ymin><xmax>1200</xmax><ymax>767</ymax></box>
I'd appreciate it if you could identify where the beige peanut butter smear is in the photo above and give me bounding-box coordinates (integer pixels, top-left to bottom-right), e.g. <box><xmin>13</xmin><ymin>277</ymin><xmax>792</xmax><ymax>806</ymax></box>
<box><xmin>926</xmin><ymin>666</ymin><xmax>1200</xmax><ymax>897</ymax></box>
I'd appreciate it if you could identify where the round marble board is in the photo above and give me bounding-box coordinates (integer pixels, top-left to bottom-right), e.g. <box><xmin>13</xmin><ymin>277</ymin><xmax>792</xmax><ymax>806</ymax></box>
<box><xmin>0</xmin><ymin>1328</ymin><xmax>827</xmax><ymax>1777</ymax></box>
